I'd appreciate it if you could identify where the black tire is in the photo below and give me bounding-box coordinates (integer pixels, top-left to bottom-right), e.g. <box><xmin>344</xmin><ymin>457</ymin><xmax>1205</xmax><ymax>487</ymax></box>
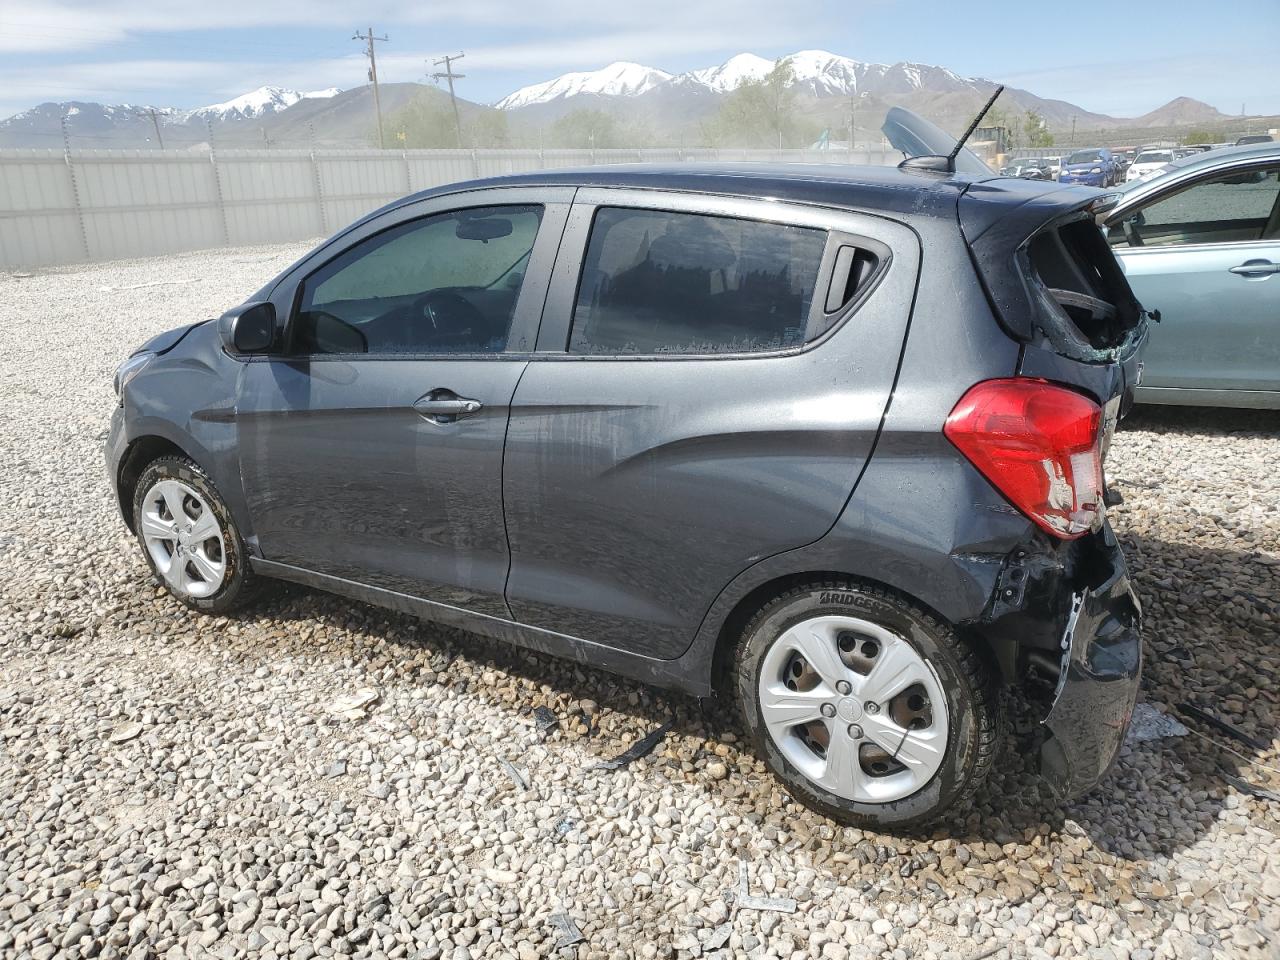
<box><xmin>732</xmin><ymin>580</ymin><xmax>1000</xmax><ymax>829</ymax></box>
<box><xmin>130</xmin><ymin>455</ymin><xmax>264</xmax><ymax>614</ymax></box>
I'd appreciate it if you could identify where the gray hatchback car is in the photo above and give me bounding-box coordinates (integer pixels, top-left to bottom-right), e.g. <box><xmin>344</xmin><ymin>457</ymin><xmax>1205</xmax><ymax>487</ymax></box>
<box><xmin>107</xmin><ymin>138</ymin><xmax>1149</xmax><ymax>827</ymax></box>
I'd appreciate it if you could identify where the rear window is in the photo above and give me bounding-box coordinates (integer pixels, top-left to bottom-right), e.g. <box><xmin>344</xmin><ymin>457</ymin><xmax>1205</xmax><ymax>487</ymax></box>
<box><xmin>1026</xmin><ymin>216</ymin><xmax>1141</xmax><ymax>349</ymax></box>
<box><xmin>569</xmin><ymin>208</ymin><xmax>827</xmax><ymax>355</ymax></box>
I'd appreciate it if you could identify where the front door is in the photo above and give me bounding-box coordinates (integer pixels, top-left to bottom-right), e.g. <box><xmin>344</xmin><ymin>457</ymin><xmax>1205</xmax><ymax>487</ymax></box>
<box><xmin>1111</xmin><ymin>161</ymin><xmax>1280</xmax><ymax>394</ymax></box>
<box><xmin>237</xmin><ymin>190</ymin><xmax>572</xmax><ymax>616</ymax></box>
<box><xmin>502</xmin><ymin>189</ymin><xmax>920</xmax><ymax>658</ymax></box>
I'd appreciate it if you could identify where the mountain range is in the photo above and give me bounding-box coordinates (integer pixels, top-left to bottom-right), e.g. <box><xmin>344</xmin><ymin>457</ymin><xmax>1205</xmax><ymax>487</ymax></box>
<box><xmin>0</xmin><ymin>50</ymin><xmax>1249</xmax><ymax>150</ymax></box>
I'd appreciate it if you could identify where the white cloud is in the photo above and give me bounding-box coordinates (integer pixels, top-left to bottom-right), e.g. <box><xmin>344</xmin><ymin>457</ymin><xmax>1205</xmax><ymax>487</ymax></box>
<box><xmin>0</xmin><ymin>0</ymin><xmax>821</xmax><ymax>53</ymax></box>
<box><xmin>0</xmin><ymin>2</ymin><xmax>824</xmax><ymax>114</ymax></box>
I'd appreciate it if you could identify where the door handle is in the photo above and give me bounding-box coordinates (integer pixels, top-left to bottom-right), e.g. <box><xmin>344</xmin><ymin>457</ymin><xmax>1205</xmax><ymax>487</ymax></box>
<box><xmin>1228</xmin><ymin>259</ymin><xmax>1279</xmax><ymax>278</ymax></box>
<box><xmin>413</xmin><ymin>391</ymin><xmax>483</xmax><ymax>423</ymax></box>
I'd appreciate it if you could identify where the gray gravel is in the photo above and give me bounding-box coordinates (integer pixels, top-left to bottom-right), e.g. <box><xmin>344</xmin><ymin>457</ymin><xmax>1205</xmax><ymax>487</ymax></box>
<box><xmin>1</xmin><ymin>245</ymin><xmax>1279</xmax><ymax>960</ymax></box>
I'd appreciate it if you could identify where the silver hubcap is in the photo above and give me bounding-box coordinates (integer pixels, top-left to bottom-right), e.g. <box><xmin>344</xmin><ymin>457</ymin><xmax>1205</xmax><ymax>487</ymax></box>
<box><xmin>758</xmin><ymin>615</ymin><xmax>949</xmax><ymax>803</ymax></box>
<box><xmin>139</xmin><ymin>479</ymin><xmax>227</xmax><ymax>599</ymax></box>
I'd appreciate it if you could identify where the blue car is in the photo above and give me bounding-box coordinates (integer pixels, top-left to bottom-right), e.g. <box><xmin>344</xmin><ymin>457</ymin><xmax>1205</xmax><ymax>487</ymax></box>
<box><xmin>1059</xmin><ymin>147</ymin><xmax>1119</xmax><ymax>187</ymax></box>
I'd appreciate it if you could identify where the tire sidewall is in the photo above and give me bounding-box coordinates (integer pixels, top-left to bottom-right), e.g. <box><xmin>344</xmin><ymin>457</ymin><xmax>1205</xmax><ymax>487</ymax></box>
<box><xmin>131</xmin><ymin>457</ymin><xmax>248</xmax><ymax>613</ymax></box>
<box><xmin>736</xmin><ymin>585</ymin><xmax>984</xmax><ymax>828</ymax></box>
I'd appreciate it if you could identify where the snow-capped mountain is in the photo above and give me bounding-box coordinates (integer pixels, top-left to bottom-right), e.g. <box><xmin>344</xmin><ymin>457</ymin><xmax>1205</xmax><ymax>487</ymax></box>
<box><xmin>496</xmin><ymin>50</ymin><xmax>991</xmax><ymax>109</ymax></box>
<box><xmin>676</xmin><ymin>53</ymin><xmax>775</xmax><ymax>94</ymax></box>
<box><xmin>185</xmin><ymin>85</ymin><xmax>341</xmax><ymax>122</ymax></box>
<box><xmin>496</xmin><ymin>62</ymin><xmax>673</xmax><ymax>110</ymax></box>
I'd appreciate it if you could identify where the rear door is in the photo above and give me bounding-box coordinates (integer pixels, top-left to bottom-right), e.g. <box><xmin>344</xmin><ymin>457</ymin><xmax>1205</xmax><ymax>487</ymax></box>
<box><xmin>237</xmin><ymin>187</ymin><xmax>572</xmax><ymax>616</ymax></box>
<box><xmin>501</xmin><ymin>189</ymin><xmax>920</xmax><ymax>658</ymax></box>
<box><xmin>1108</xmin><ymin>160</ymin><xmax>1280</xmax><ymax>393</ymax></box>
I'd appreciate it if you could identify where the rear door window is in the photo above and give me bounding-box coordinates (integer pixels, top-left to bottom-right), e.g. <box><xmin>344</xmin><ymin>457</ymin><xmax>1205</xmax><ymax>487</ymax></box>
<box><xmin>568</xmin><ymin>208</ymin><xmax>827</xmax><ymax>355</ymax></box>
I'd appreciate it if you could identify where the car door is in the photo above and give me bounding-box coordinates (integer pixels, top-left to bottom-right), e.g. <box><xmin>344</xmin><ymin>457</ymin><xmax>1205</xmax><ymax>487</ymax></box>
<box><xmin>501</xmin><ymin>188</ymin><xmax>920</xmax><ymax>658</ymax></box>
<box><xmin>1108</xmin><ymin>160</ymin><xmax>1280</xmax><ymax>395</ymax></box>
<box><xmin>236</xmin><ymin>187</ymin><xmax>573</xmax><ymax>617</ymax></box>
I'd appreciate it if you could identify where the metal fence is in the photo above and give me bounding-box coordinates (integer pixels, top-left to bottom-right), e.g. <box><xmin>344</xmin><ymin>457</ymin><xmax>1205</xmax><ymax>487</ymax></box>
<box><xmin>0</xmin><ymin>146</ymin><xmax>898</xmax><ymax>269</ymax></box>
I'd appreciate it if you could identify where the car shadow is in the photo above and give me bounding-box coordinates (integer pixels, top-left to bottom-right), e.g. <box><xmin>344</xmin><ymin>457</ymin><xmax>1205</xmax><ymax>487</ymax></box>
<box><xmin>1120</xmin><ymin>401</ymin><xmax>1280</xmax><ymax>439</ymax></box>
<box><xmin>238</xmin><ymin>521</ymin><xmax>1276</xmax><ymax>870</ymax></box>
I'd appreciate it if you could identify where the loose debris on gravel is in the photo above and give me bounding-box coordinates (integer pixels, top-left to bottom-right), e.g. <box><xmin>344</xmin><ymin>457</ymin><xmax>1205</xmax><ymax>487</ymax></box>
<box><xmin>0</xmin><ymin>247</ymin><xmax>1278</xmax><ymax>959</ymax></box>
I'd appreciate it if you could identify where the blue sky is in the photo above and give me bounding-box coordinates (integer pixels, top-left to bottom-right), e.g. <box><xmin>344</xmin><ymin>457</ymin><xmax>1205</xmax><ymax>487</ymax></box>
<box><xmin>2</xmin><ymin>0</ymin><xmax>1277</xmax><ymax>120</ymax></box>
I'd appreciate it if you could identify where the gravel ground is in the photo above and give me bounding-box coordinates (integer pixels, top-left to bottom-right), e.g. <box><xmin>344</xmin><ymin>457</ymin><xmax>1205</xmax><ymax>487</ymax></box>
<box><xmin>1</xmin><ymin>244</ymin><xmax>1278</xmax><ymax>960</ymax></box>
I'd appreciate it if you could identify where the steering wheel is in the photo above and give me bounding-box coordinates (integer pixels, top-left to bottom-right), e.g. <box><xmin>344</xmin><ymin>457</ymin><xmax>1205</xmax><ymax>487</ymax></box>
<box><xmin>409</xmin><ymin>290</ymin><xmax>487</xmax><ymax>343</ymax></box>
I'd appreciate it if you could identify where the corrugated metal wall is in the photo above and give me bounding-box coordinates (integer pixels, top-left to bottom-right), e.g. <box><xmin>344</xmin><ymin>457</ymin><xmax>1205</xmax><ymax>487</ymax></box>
<box><xmin>0</xmin><ymin>146</ymin><xmax>898</xmax><ymax>269</ymax></box>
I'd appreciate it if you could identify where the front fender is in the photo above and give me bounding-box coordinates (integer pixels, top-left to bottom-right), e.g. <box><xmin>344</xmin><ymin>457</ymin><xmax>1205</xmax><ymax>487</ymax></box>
<box><xmin>115</xmin><ymin>325</ymin><xmax>254</xmax><ymax>547</ymax></box>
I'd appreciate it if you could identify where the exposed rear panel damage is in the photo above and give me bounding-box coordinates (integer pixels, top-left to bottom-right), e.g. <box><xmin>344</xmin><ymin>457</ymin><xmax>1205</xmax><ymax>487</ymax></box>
<box><xmin>958</xmin><ymin>183</ymin><xmax>1147</xmax><ymax>797</ymax></box>
<box><xmin>963</xmin><ymin>523</ymin><xmax>1142</xmax><ymax>797</ymax></box>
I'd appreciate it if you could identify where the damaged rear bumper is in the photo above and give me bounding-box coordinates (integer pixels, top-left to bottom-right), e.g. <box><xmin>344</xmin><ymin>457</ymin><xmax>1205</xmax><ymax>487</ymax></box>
<box><xmin>1039</xmin><ymin>533</ymin><xmax>1142</xmax><ymax>798</ymax></box>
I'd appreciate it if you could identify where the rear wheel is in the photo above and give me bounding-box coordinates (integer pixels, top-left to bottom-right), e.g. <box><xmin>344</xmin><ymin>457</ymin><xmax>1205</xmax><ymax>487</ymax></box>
<box><xmin>733</xmin><ymin>581</ymin><xmax>1000</xmax><ymax>828</ymax></box>
<box><xmin>132</xmin><ymin>456</ymin><xmax>262</xmax><ymax>614</ymax></box>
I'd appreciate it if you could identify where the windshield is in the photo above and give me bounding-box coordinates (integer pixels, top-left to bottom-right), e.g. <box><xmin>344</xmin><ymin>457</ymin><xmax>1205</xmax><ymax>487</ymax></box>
<box><xmin>1068</xmin><ymin>150</ymin><xmax>1104</xmax><ymax>163</ymax></box>
<box><xmin>1135</xmin><ymin>151</ymin><xmax>1172</xmax><ymax>164</ymax></box>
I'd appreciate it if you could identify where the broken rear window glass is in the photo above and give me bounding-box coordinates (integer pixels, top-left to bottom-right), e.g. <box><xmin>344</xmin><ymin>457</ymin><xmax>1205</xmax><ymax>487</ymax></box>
<box><xmin>569</xmin><ymin>207</ymin><xmax>826</xmax><ymax>355</ymax></box>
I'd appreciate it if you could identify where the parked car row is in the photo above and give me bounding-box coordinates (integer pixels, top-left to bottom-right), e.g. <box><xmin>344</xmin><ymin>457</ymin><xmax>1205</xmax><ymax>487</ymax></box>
<box><xmin>1004</xmin><ymin>135</ymin><xmax>1276</xmax><ymax>188</ymax></box>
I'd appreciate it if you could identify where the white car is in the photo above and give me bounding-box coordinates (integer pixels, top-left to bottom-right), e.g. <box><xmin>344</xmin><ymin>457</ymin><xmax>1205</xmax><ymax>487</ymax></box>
<box><xmin>1126</xmin><ymin>150</ymin><xmax>1174</xmax><ymax>183</ymax></box>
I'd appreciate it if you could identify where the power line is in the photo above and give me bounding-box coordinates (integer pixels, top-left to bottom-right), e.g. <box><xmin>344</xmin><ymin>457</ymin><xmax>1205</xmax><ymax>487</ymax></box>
<box><xmin>352</xmin><ymin>26</ymin><xmax>388</xmax><ymax>148</ymax></box>
<box><xmin>430</xmin><ymin>52</ymin><xmax>466</xmax><ymax>148</ymax></box>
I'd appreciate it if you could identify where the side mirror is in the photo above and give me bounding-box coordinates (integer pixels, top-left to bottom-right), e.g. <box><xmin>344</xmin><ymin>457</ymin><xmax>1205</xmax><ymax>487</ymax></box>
<box><xmin>218</xmin><ymin>302</ymin><xmax>276</xmax><ymax>354</ymax></box>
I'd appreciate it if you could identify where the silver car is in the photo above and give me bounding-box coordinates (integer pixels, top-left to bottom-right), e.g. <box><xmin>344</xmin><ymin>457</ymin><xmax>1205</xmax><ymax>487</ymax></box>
<box><xmin>1103</xmin><ymin>142</ymin><xmax>1280</xmax><ymax>408</ymax></box>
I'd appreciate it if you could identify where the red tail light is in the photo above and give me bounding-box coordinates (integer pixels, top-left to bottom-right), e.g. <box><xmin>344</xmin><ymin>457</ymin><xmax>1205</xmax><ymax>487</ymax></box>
<box><xmin>944</xmin><ymin>378</ymin><xmax>1104</xmax><ymax>539</ymax></box>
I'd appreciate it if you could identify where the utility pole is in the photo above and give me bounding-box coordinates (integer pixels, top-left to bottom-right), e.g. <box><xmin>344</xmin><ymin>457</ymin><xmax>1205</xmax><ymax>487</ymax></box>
<box><xmin>1070</xmin><ymin>114</ymin><xmax>1077</xmax><ymax>147</ymax></box>
<box><xmin>146</xmin><ymin>108</ymin><xmax>165</xmax><ymax>149</ymax></box>
<box><xmin>431</xmin><ymin>52</ymin><xmax>466</xmax><ymax>148</ymax></box>
<box><xmin>353</xmin><ymin>27</ymin><xmax>389</xmax><ymax>148</ymax></box>
<box><xmin>848</xmin><ymin>94</ymin><xmax>855</xmax><ymax>157</ymax></box>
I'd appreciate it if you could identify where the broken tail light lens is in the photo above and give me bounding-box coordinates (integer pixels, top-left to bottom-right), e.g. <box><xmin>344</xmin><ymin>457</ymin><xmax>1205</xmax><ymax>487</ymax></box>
<box><xmin>944</xmin><ymin>378</ymin><xmax>1104</xmax><ymax>539</ymax></box>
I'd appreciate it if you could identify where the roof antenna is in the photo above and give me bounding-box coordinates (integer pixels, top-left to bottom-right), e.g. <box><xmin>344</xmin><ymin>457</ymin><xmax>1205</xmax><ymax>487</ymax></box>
<box><xmin>900</xmin><ymin>84</ymin><xmax>1005</xmax><ymax>174</ymax></box>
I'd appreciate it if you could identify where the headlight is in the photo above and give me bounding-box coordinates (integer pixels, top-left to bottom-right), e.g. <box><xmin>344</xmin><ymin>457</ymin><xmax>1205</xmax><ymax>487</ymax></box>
<box><xmin>1090</xmin><ymin>167</ymin><xmax>1102</xmax><ymax>173</ymax></box>
<box><xmin>113</xmin><ymin>352</ymin><xmax>155</xmax><ymax>397</ymax></box>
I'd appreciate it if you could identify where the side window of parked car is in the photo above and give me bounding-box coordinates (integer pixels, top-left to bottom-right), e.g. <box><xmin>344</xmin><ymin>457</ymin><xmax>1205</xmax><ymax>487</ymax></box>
<box><xmin>568</xmin><ymin>207</ymin><xmax>830</xmax><ymax>355</ymax></box>
<box><xmin>1112</xmin><ymin>167</ymin><xmax>1280</xmax><ymax>248</ymax></box>
<box><xmin>292</xmin><ymin>205</ymin><xmax>543</xmax><ymax>355</ymax></box>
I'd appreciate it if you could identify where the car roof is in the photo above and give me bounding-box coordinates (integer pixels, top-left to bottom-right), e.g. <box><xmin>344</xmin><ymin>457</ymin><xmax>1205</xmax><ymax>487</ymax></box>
<box><xmin>375</xmin><ymin>162</ymin><xmax>1099</xmax><ymax>225</ymax></box>
<box><xmin>1162</xmin><ymin>140</ymin><xmax>1280</xmax><ymax>172</ymax></box>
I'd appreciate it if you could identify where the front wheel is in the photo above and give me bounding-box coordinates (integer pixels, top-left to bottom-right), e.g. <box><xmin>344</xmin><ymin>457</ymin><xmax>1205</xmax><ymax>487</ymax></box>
<box><xmin>131</xmin><ymin>456</ymin><xmax>263</xmax><ymax>614</ymax></box>
<box><xmin>733</xmin><ymin>581</ymin><xmax>1000</xmax><ymax>828</ymax></box>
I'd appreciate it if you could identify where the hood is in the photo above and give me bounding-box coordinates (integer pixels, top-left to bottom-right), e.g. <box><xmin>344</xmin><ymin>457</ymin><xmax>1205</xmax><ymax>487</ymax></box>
<box><xmin>131</xmin><ymin>319</ymin><xmax>209</xmax><ymax>357</ymax></box>
<box><xmin>880</xmin><ymin>106</ymin><xmax>994</xmax><ymax>177</ymax></box>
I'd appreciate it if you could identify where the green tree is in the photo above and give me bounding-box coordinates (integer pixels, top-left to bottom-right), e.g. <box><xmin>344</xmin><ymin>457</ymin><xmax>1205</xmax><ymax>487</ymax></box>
<box><xmin>707</xmin><ymin>58</ymin><xmax>811</xmax><ymax>148</ymax></box>
<box><xmin>386</xmin><ymin>91</ymin><xmax>460</xmax><ymax>148</ymax></box>
<box><xmin>1183</xmin><ymin>129</ymin><xmax>1215</xmax><ymax>145</ymax></box>
<box><xmin>466</xmin><ymin>110</ymin><xmax>511</xmax><ymax>148</ymax></box>
<box><xmin>548</xmin><ymin>109</ymin><xmax>620</xmax><ymax>148</ymax></box>
<box><xmin>385</xmin><ymin>90</ymin><xmax>511</xmax><ymax>148</ymax></box>
<box><xmin>1023</xmin><ymin>109</ymin><xmax>1054</xmax><ymax>147</ymax></box>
